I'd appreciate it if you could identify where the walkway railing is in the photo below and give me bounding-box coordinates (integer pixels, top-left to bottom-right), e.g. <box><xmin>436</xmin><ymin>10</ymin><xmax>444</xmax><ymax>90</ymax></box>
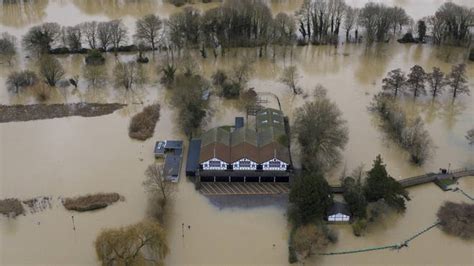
<box><xmin>319</xmin><ymin>221</ymin><xmax>441</xmax><ymax>256</ymax></box>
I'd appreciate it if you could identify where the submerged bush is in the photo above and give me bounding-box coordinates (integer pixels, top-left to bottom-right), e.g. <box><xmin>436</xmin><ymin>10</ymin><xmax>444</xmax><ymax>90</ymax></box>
<box><xmin>352</xmin><ymin>218</ymin><xmax>368</xmax><ymax>237</ymax></box>
<box><xmin>370</xmin><ymin>93</ymin><xmax>434</xmax><ymax>165</ymax></box>
<box><xmin>32</xmin><ymin>84</ymin><xmax>52</xmax><ymax>102</ymax></box>
<box><xmin>85</xmin><ymin>49</ymin><xmax>105</xmax><ymax>65</ymax></box>
<box><xmin>63</xmin><ymin>193</ymin><xmax>122</xmax><ymax>212</ymax></box>
<box><xmin>437</xmin><ymin>201</ymin><xmax>474</xmax><ymax>240</ymax></box>
<box><xmin>291</xmin><ymin>223</ymin><xmax>337</xmax><ymax>260</ymax></box>
<box><xmin>129</xmin><ymin>104</ymin><xmax>161</xmax><ymax>140</ymax></box>
<box><xmin>6</xmin><ymin>70</ymin><xmax>38</xmax><ymax>93</ymax></box>
<box><xmin>0</xmin><ymin>198</ymin><xmax>25</xmax><ymax>218</ymax></box>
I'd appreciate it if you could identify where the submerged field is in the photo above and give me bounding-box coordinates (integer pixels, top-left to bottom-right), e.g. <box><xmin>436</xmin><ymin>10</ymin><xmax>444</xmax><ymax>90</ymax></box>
<box><xmin>1</xmin><ymin>0</ymin><xmax>473</xmax><ymax>265</ymax></box>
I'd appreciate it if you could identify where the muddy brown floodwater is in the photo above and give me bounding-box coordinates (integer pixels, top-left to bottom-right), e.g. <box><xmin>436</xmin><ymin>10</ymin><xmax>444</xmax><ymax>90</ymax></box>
<box><xmin>1</xmin><ymin>0</ymin><xmax>474</xmax><ymax>265</ymax></box>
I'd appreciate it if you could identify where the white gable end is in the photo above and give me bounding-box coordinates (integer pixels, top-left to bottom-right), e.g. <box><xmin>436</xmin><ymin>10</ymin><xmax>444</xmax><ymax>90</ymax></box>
<box><xmin>202</xmin><ymin>157</ymin><xmax>227</xmax><ymax>170</ymax></box>
<box><xmin>262</xmin><ymin>158</ymin><xmax>287</xmax><ymax>171</ymax></box>
<box><xmin>328</xmin><ymin>213</ymin><xmax>350</xmax><ymax>222</ymax></box>
<box><xmin>232</xmin><ymin>158</ymin><xmax>257</xmax><ymax>170</ymax></box>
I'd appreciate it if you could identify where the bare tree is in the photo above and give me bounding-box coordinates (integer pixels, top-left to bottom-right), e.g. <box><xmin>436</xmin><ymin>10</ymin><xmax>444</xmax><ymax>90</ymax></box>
<box><xmin>6</xmin><ymin>70</ymin><xmax>38</xmax><ymax>93</ymax></box>
<box><xmin>0</xmin><ymin>32</ymin><xmax>16</xmax><ymax>65</ymax></box>
<box><xmin>82</xmin><ymin>65</ymin><xmax>107</xmax><ymax>88</ymax></box>
<box><xmin>382</xmin><ymin>69</ymin><xmax>407</xmax><ymax>97</ymax></box>
<box><xmin>447</xmin><ymin>63</ymin><xmax>469</xmax><ymax>99</ymax></box>
<box><xmin>95</xmin><ymin>220</ymin><xmax>169</xmax><ymax>265</ymax></box>
<box><xmin>113</xmin><ymin>61</ymin><xmax>146</xmax><ymax>91</ymax></box>
<box><xmin>38</xmin><ymin>55</ymin><xmax>65</xmax><ymax>87</ymax></box>
<box><xmin>401</xmin><ymin>117</ymin><xmax>434</xmax><ymax>165</ymax></box>
<box><xmin>294</xmin><ymin>88</ymin><xmax>349</xmax><ymax>172</ymax></box>
<box><xmin>230</xmin><ymin>57</ymin><xmax>254</xmax><ymax>88</ymax></box>
<box><xmin>279</xmin><ymin>65</ymin><xmax>301</xmax><ymax>95</ymax></box>
<box><xmin>407</xmin><ymin>65</ymin><xmax>426</xmax><ymax>98</ymax></box>
<box><xmin>135</xmin><ymin>14</ymin><xmax>162</xmax><ymax>51</ymax></box>
<box><xmin>110</xmin><ymin>20</ymin><xmax>128</xmax><ymax>56</ymax></box>
<box><xmin>97</xmin><ymin>21</ymin><xmax>112</xmax><ymax>51</ymax></box>
<box><xmin>427</xmin><ymin>67</ymin><xmax>446</xmax><ymax>98</ymax></box>
<box><xmin>143</xmin><ymin>163</ymin><xmax>176</xmax><ymax>206</ymax></box>
<box><xmin>22</xmin><ymin>22</ymin><xmax>61</xmax><ymax>53</ymax></box>
<box><xmin>80</xmin><ymin>21</ymin><xmax>98</xmax><ymax>49</ymax></box>
<box><xmin>65</xmin><ymin>25</ymin><xmax>82</xmax><ymax>51</ymax></box>
<box><xmin>343</xmin><ymin>6</ymin><xmax>358</xmax><ymax>42</ymax></box>
<box><xmin>359</xmin><ymin>2</ymin><xmax>393</xmax><ymax>43</ymax></box>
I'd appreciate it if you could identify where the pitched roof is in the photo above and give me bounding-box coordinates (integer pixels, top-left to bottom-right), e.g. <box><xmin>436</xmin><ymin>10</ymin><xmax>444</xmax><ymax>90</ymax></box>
<box><xmin>199</xmin><ymin>108</ymin><xmax>290</xmax><ymax>165</ymax></box>
<box><xmin>201</xmin><ymin>127</ymin><xmax>230</xmax><ymax>147</ymax></box>
<box><xmin>199</xmin><ymin>142</ymin><xmax>230</xmax><ymax>163</ymax></box>
<box><xmin>258</xmin><ymin>142</ymin><xmax>290</xmax><ymax>164</ymax></box>
<box><xmin>327</xmin><ymin>202</ymin><xmax>351</xmax><ymax>216</ymax></box>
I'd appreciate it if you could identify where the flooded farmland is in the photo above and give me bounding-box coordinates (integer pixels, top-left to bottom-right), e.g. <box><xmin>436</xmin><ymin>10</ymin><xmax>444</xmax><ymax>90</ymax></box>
<box><xmin>1</xmin><ymin>0</ymin><xmax>474</xmax><ymax>265</ymax></box>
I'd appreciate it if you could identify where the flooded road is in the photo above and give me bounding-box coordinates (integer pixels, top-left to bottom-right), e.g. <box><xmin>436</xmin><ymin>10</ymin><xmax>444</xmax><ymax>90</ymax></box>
<box><xmin>1</xmin><ymin>0</ymin><xmax>474</xmax><ymax>265</ymax></box>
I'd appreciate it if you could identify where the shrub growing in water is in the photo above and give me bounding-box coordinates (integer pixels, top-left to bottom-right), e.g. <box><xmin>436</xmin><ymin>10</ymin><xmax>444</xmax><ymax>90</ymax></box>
<box><xmin>437</xmin><ymin>201</ymin><xmax>474</xmax><ymax>239</ymax></box>
<box><xmin>0</xmin><ymin>198</ymin><xmax>25</xmax><ymax>218</ymax></box>
<box><xmin>6</xmin><ymin>70</ymin><xmax>38</xmax><ymax>93</ymax></box>
<box><xmin>63</xmin><ymin>193</ymin><xmax>122</xmax><ymax>212</ymax></box>
<box><xmin>129</xmin><ymin>104</ymin><xmax>161</xmax><ymax>140</ymax></box>
<box><xmin>85</xmin><ymin>49</ymin><xmax>105</xmax><ymax>65</ymax></box>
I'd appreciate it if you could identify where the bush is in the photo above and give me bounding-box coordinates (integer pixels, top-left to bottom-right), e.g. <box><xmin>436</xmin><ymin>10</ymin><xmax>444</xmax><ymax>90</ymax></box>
<box><xmin>32</xmin><ymin>84</ymin><xmax>52</xmax><ymax>102</ymax></box>
<box><xmin>0</xmin><ymin>198</ymin><xmax>25</xmax><ymax>218</ymax></box>
<box><xmin>288</xmin><ymin>245</ymin><xmax>298</xmax><ymax>264</ymax></box>
<box><xmin>352</xmin><ymin>218</ymin><xmax>368</xmax><ymax>237</ymax></box>
<box><xmin>211</xmin><ymin>70</ymin><xmax>228</xmax><ymax>87</ymax></box>
<box><xmin>397</xmin><ymin>32</ymin><xmax>417</xmax><ymax>43</ymax></box>
<box><xmin>63</xmin><ymin>193</ymin><xmax>122</xmax><ymax>212</ymax></box>
<box><xmin>437</xmin><ymin>201</ymin><xmax>474</xmax><ymax>239</ymax></box>
<box><xmin>129</xmin><ymin>104</ymin><xmax>161</xmax><ymax>140</ymax></box>
<box><xmin>85</xmin><ymin>49</ymin><xmax>105</xmax><ymax>65</ymax></box>
<box><xmin>6</xmin><ymin>70</ymin><xmax>38</xmax><ymax>93</ymax></box>
<box><xmin>221</xmin><ymin>81</ymin><xmax>241</xmax><ymax>98</ymax></box>
<box><xmin>291</xmin><ymin>223</ymin><xmax>336</xmax><ymax>260</ymax></box>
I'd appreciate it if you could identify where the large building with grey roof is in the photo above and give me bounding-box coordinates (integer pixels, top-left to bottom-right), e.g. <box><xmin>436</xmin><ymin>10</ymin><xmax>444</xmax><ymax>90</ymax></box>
<box><xmin>189</xmin><ymin>108</ymin><xmax>291</xmax><ymax>182</ymax></box>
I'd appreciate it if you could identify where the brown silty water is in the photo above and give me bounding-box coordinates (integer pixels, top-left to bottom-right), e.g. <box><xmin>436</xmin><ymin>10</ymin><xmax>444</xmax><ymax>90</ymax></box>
<box><xmin>1</xmin><ymin>0</ymin><xmax>473</xmax><ymax>265</ymax></box>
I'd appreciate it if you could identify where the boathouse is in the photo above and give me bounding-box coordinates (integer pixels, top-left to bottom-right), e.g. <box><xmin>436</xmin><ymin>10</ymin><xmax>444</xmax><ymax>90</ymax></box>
<box><xmin>186</xmin><ymin>108</ymin><xmax>291</xmax><ymax>182</ymax></box>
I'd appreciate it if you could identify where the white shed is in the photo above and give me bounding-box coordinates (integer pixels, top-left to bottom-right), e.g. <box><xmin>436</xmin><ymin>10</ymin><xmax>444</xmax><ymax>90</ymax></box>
<box><xmin>327</xmin><ymin>202</ymin><xmax>351</xmax><ymax>222</ymax></box>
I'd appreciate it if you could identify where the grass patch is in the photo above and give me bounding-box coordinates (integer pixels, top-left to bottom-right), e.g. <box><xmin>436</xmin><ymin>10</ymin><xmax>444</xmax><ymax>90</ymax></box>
<box><xmin>129</xmin><ymin>104</ymin><xmax>161</xmax><ymax>140</ymax></box>
<box><xmin>435</xmin><ymin>178</ymin><xmax>456</xmax><ymax>190</ymax></box>
<box><xmin>0</xmin><ymin>198</ymin><xmax>25</xmax><ymax>218</ymax></box>
<box><xmin>63</xmin><ymin>193</ymin><xmax>122</xmax><ymax>212</ymax></box>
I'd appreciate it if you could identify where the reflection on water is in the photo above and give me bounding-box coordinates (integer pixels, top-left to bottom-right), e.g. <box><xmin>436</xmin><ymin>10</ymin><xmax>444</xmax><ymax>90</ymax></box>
<box><xmin>72</xmin><ymin>0</ymin><xmax>162</xmax><ymax>18</ymax></box>
<box><xmin>0</xmin><ymin>0</ymin><xmax>48</xmax><ymax>28</ymax></box>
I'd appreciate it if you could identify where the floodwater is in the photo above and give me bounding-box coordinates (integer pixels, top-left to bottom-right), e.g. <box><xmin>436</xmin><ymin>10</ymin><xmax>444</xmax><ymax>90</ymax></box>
<box><xmin>1</xmin><ymin>0</ymin><xmax>474</xmax><ymax>265</ymax></box>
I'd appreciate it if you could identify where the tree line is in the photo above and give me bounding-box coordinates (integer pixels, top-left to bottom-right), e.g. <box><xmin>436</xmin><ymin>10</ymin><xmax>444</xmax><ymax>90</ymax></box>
<box><xmin>3</xmin><ymin>0</ymin><xmax>472</xmax><ymax>65</ymax></box>
<box><xmin>382</xmin><ymin>63</ymin><xmax>470</xmax><ymax>100</ymax></box>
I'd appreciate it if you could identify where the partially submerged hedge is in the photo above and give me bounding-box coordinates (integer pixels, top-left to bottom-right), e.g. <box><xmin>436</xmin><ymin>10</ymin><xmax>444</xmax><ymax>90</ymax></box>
<box><xmin>63</xmin><ymin>193</ymin><xmax>122</xmax><ymax>212</ymax></box>
<box><xmin>0</xmin><ymin>198</ymin><xmax>25</xmax><ymax>218</ymax></box>
<box><xmin>437</xmin><ymin>201</ymin><xmax>474</xmax><ymax>239</ymax></box>
<box><xmin>129</xmin><ymin>104</ymin><xmax>161</xmax><ymax>140</ymax></box>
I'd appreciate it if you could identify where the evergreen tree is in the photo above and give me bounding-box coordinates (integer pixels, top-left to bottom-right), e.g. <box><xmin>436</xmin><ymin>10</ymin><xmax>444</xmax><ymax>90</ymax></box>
<box><xmin>364</xmin><ymin>155</ymin><xmax>409</xmax><ymax>211</ymax></box>
<box><xmin>289</xmin><ymin>173</ymin><xmax>333</xmax><ymax>224</ymax></box>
